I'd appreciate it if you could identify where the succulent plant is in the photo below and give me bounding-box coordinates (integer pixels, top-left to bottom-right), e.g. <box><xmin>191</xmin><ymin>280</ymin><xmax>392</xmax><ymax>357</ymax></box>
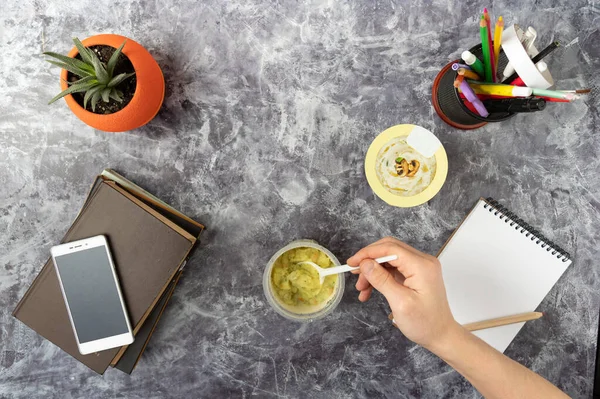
<box><xmin>44</xmin><ymin>38</ymin><xmax>135</xmax><ymax>111</ymax></box>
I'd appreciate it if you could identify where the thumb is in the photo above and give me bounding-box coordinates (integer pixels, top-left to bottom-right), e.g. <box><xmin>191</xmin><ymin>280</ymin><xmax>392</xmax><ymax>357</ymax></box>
<box><xmin>360</xmin><ymin>259</ymin><xmax>407</xmax><ymax>300</ymax></box>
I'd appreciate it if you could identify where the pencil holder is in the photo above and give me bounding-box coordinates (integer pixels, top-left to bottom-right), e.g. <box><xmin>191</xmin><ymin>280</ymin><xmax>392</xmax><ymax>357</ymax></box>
<box><xmin>432</xmin><ymin>44</ymin><xmax>515</xmax><ymax>130</ymax></box>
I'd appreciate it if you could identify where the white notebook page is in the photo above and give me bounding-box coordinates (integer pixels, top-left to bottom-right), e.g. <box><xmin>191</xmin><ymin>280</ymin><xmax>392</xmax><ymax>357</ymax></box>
<box><xmin>438</xmin><ymin>199</ymin><xmax>572</xmax><ymax>353</ymax></box>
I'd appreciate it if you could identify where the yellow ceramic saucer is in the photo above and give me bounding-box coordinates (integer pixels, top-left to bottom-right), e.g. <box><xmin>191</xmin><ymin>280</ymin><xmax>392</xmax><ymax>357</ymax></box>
<box><xmin>365</xmin><ymin>124</ymin><xmax>448</xmax><ymax>208</ymax></box>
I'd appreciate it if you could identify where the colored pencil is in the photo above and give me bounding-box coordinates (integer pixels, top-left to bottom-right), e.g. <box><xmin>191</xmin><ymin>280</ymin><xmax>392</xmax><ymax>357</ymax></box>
<box><xmin>458</xmin><ymin>68</ymin><xmax>481</xmax><ymax>80</ymax></box>
<box><xmin>390</xmin><ymin>311</ymin><xmax>544</xmax><ymax>332</ymax></box>
<box><xmin>480</xmin><ymin>16</ymin><xmax>493</xmax><ymax>82</ymax></box>
<box><xmin>484</xmin><ymin>9</ymin><xmax>496</xmax><ymax>82</ymax></box>
<box><xmin>463</xmin><ymin>312</ymin><xmax>543</xmax><ymax>332</ymax></box>
<box><xmin>535</xmin><ymin>96</ymin><xmax>571</xmax><ymax>103</ymax></box>
<box><xmin>493</xmin><ymin>17</ymin><xmax>504</xmax><ymax>75</ymax></box>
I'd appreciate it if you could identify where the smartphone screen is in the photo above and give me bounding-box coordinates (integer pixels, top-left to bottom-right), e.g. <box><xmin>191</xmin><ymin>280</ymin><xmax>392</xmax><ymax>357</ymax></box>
<box><xmin>54</xmin><ymin>246</ymin><xmax>129</xmax><ymax>343</ymax></box>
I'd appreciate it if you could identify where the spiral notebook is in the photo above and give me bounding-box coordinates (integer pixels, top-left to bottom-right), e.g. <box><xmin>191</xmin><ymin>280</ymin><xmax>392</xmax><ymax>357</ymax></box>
<box><xmin>438</xmin><ymin>198</ymin><xmax>572</xmax><ymax>353</ymax></box>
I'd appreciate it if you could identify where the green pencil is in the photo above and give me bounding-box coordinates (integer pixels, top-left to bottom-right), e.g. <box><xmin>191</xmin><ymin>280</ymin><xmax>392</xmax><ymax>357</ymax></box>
<box><xmin>480</xmin><ymin>15</ymin><xmax>493</xmax><ymax>82</ymax></box>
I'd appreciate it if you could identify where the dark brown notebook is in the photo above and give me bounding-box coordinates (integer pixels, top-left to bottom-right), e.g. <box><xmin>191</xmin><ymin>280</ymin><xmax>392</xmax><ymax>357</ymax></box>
<box><xmin>13</xmin><ymin>181</ymin><xmax>196</xmax><ymax>374</ymax></box>
<box><xmin>115</xmin><ymin>271</ymin><xmax>182</xmax><ymax>374</ymax></box>
<box><xmin>75</xmin><ymin>171</ymin><xmax>204</xmax><ymax>372</ymax></box>
<box><xmin>92</xmin><ymin>170</ymin><xmax>204</xmax><ymax>370</ymax></box>
<box><xmin>101</xmin><ymin>169</ymin><xmax>205</xmax><ymax>238</ymax></box>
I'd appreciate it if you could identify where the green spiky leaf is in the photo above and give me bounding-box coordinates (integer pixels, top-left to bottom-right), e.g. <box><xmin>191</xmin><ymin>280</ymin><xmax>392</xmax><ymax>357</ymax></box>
<box><xmin>43</xmin><ymin>52</ymin><xmax>95</xmax><ymax>74</ymax></box>
<box><xmin>101</xmin><ymin>87</ymin><xmax>111</xmax><ymax>103</ymax></box>
<box><xmin>47</xmin><ymin>60</ymin><xmax>91</xmax><ymax>78</ymax></box>
<box><xmin>87</xmin><ymin>49</ymin><xmax>109</xmax><ymax>84</ymax></box>
<box><xmin>91</xmin><ymin>90</ymin><xmax>102</xmax><ymax>112</ymax></box>
<box><xmin>72</xmin><ymin>37</ymin><xmax>94</xmax><ymax>64</ymax></box>
<box><xmin>83</xmin><ymin>85</ymin><xmax>105</xmax><ymax>110</ymax></box>
<box><xmin>109</xmin><ymin>90</ymin><xmax>123</xmax><ymax>102</ymax></box>
<box><xmin>107</xmin><ymin>41</ymin><xmax>126</xmax><ymax>77</ymax></box>
<box><xmin>68</xmin><ymin>75</ymin><xmax>98</xmax><ymax>86</ymax></box>
<box><xmin>47</xmin><ymin>37</ymin><xmax>134</xmax><ymax>111</ymax></box>
<box><xmin>48</xmin><ymin>80</ymin><xmax>99</xmax><ymax>104</ymax></box>
<box><xmin>107</xmin><ymin>72</ymin><xmax>134</xmax><ymax>88</ymax></box>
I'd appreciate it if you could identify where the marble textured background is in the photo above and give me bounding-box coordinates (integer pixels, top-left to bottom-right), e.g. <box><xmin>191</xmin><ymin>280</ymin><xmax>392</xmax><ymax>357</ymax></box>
<box><xmin>1</xmin><ymin>0</ymin><xmax>599</xmax><ymax>398</ymax></box>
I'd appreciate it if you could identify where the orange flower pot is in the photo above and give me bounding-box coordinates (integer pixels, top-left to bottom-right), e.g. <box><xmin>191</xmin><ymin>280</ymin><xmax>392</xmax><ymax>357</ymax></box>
<box><xmin>60</xmin><ymin>34</ymin><xmax>165</xmax><ymax>132</ymax></box>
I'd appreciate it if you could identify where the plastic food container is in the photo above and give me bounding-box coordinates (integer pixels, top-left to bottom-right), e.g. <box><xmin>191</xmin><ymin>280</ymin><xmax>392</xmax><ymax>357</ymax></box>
<box><xmin>365</xmin><ymin>124</ymin><xmax>448</xmax><ymax>207</ymax></box>
<box><xmin>263</xmin><ymin>239</ymin><xmax>344</xmax><ymax>322</ymax></box>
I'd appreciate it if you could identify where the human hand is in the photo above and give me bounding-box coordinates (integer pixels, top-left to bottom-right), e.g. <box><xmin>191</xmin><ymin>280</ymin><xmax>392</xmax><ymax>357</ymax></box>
<box><xmin>347</xmin><ymin>237</ymin><xmax>460</xmax><ymax>351</ymax></box>
<box><xmin>350</xmin><ymin>237</ymin><xmax>570</xmax><ymax>399</ymax></box>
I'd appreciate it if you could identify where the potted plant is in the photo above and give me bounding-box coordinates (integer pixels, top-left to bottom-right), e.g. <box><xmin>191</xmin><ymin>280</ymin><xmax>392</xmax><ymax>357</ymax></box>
<box><xmin>45</xmin><ymin>34</ymin><xmax>165</xmax><ymax>132</ymax></box>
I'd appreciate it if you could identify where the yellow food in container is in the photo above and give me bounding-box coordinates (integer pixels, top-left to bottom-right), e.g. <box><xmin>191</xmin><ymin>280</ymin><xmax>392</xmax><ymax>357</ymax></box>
<box><xmin>271</xmin><ymin>247</ymin><xmax>337</xmax><ymax>308</ymax></box>
<box><xmin>263</xmin><ymin>240</ymin><xmax>344</xmax><ymax>321</ymax></box>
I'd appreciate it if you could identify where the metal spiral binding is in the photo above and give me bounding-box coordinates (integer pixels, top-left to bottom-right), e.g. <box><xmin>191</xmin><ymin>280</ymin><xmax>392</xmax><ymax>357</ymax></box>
<box><xmin>483</xmin><ymin>197</ymin><xmax>571</xmax><ymax>262</ymax></box>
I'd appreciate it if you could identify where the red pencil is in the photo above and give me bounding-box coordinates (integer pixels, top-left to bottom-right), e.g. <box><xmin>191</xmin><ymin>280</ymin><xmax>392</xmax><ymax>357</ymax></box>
<box><xmin>460</xmin><ymin>96</ymin><xmax>479</xmax><ymax>114</ymax></box>
<box><xmin>509</xmin><ymin>77</ymin><xmax>526</xmax><ymax>86</ymax></box>
<box><xmin>484</xmin><ymin>8</ymin><xmax>496</xmax><ymax>82</ymax></box>
<box><xmin>535</xmin><ymin>96</ymin><xmax>570</xmax><ymax>103</ymax></box>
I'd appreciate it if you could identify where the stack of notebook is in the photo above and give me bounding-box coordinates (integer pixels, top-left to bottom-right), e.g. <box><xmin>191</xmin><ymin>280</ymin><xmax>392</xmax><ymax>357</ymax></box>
<box><xmin>12</xmin><ymin>169</ymin><xmax>204</xmax><ymax>374</ymax></box>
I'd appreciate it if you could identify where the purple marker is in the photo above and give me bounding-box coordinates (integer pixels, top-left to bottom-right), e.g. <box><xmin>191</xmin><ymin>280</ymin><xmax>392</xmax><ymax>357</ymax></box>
<box><xmin>452</xmin><ymin>63</ymin><xmax>472</xmax><ymax>71</ymax></box>
<box><xmin>459</xmin><ymin>80</ymin><xmax>489</xmax><ymax>117</ymax></box>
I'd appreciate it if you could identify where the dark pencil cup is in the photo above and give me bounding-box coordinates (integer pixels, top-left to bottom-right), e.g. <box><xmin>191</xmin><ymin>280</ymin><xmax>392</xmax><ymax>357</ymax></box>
<box><xmin>432</xmin><ymin>43</ymin><xmax>515</xmax><ymax>130</ymax></box>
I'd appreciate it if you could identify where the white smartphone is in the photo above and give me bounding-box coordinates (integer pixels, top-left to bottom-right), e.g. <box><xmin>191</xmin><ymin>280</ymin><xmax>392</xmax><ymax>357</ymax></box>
<box><xmin>51</xmin><ymin>235</ymin><xmax>134</xmax><ymax>355</ymax></box>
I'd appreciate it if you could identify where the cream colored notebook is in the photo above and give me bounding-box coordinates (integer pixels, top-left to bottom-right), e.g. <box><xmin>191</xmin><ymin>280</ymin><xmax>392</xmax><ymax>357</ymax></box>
<box><xmin>438</xmin><ymin>198</ymin><xmax>572</xmax><ymax>353</ymax></box>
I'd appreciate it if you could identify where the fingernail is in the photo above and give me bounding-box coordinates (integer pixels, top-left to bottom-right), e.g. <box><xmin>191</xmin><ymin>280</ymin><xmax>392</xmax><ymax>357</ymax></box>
<box><xmin>361</xmin><ymin>259</ymin><xmax>376</xmax><ymax>275</ymax></box>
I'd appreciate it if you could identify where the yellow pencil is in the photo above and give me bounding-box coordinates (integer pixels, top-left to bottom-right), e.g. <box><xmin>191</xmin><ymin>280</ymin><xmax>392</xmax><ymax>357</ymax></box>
<box><xmin>469</xmin><ymin>83</ymin><xmax>532</xmax><ymax>97</ymax></box>
<box><xmin>494</xmin><ymin>17</ymin><xmax>504</xmax><ymax>74</ymax></box>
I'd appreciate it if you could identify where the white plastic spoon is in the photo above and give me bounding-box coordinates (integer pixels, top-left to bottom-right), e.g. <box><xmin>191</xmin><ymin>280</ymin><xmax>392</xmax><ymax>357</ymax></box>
<box><xmin>299</xmin><ymin>255</ymin><xmax>398</xmax><ymax>285</ymax></box>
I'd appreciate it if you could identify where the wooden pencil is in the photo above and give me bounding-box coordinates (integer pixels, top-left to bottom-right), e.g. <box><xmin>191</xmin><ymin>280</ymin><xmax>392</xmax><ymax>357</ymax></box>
<box><xmin>463</xmin><ymin>312</ymin><xmax>543</xmax><ymax>332</ymax></box>
<box><xmin>389</xmin><ymin>311</ymin><xmax>544</xmax><ymax>332</ymax></box>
